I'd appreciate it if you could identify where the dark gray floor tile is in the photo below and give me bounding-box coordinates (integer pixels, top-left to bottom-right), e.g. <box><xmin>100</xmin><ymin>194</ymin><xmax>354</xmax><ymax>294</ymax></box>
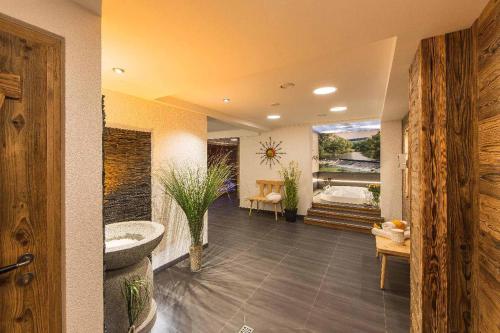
<box><xmin>384</xmin><ymin>293</ymin><xmax>410</xmax><ymax>324</ymax></box>
<box><xmin>240</xmin><ymin>288</ymin><xmax>313</xmax><ymax>330</ymax></box>
<box><xmin>255</xmin><ymin>238</ymin><xmax>295</xmax><ymax>252</ymax></box>
<box><xmin>246</xmin><ymin>243</ymin><xmax>288</xmax><ymax>261</ymax></box>
<box><xmin>193</xmin><ymin>263</ymin><xmax>267</xmax><ymax>301</ymax></box>
<box><xmin>305</xmin><ymin>306</ymin><xmax>353</xmax><ymax>332</ymax></box>
<box><xmin>152</xmin><ymin>194</ymin><xmax>410</xmax><ymax>332</ymax></box>
<box><xmin>288</xmin><ymin>247</ymin><xmax>333</xmax><ymax>264</ymax></box>
<box><xmin>279</xmin><ymin>254</ymin><xmax>330</xmax><ymax>275</ymax></box>
<box><xmin>272</xmin><ymin>262</ymin><xmax>326</xmax><ymax>287</ymax></box>
<box><xmin>294</xmin><ymin>238</ymin><xmax>337</xmax><ymax>254</ymax></box>
<box><xmin>152</xmin><ymin>302</ymin><xmax>227</xmax><ymax>333</ymax></box>
<box><xmin>313</xmin><ymin>290</ymin><xmax>353</xmax><ymax>311</ymax></box>
<box><xmin>235</xmin><ymin>252</ymin><xmax>281</xmax><ymax>273</ymax></box>
<box><xmin>260</xmin><ymin>274</ymin><xmax>319</xmax><ymax>306</ymax></box>
<box><xmin>386</xmin><ymin>315</ymin><xmax>410</xmax><ymax>333</ymax></box>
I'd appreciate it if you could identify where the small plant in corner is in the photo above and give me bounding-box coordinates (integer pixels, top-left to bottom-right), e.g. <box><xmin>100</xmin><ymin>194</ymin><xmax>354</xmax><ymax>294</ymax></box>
<box><xmin>280</xmin><ymin>161</ymin><xmax>301</xmax><ymax>222</ymax></box>
<box><xmin>368</xmin><ymin>183</ymin><xmax>381</xmax><ymax>207</ymax></box>
<box><xmin>157</xmin><ymin>155</ymin><xmax>232</xmax><ymax>272</ymax></box>
<box><xmin>122</xmin><ymin>276</ymin><xmax>151</xmax><ymax>333</ymax></box>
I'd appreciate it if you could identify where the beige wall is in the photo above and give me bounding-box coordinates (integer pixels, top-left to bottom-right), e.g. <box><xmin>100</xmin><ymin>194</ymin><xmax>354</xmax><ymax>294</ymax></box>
<box><xmin>0</xmin><ymin>0</ymin><xmax>103</xmax><ymax>331</ymax></box>
<box><xmin>380</xmin><ymin>120</ymin><xmax>403</xmax><ymax>220</ymax></box>
<box><xmin>103</xmin><ymin>89</ymin><xmax>208</xmax><ymax>269</ymax></box>
<box><xmin>239</xmin><ymin>125</ymin><xmax>314</xmax><ymax>215</ymax></box>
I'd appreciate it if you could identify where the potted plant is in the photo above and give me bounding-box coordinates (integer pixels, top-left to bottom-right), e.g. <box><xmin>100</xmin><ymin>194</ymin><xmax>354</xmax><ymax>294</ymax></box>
<box><xmin>157</xmin><ymin>156</ymin><xmax>232</xmax><ymax>272</ymax></box>
<box><xmin>280</xmin><ymin>161</ymin><xmax>301</xmax><ymax>222</ymax></box>
<box><xmin>122</xmin><ymin>276</ymin><xmax>150</xmax><ymax>333</ymax></box>
<box><xmin>368</xmin><ymin>183</ymin><xmax>381</xmax><ymax>207</ymax></box>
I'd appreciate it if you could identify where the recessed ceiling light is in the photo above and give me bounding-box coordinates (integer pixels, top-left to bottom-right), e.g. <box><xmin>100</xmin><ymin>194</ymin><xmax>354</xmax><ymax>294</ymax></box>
<box><xmin>280</xmin><ymin>82</ymin><xmax>295</xmax><ymax>89</ymax></box>
<box><xmin>313</xmin><ymin>86</ymin><xmax>337</xmax><ymax>95</ymax></box>
<box><xmin>112</xmin><ymin>67</ymin><xmax>125</xmax><ymax>75</ymax></box>
<box><xmin>330</xmin><ymin>106</ymin><xmax>348</xmax><ymax>112</ymax></box>
<box><xmin>223</xmin><ymin>97</ymin><xmax>231</xmax><ymax>103</ymax></box>
<box><xmin>267</xmin><ymin>115</ymin><xmax>281</xmax><ymax>120</ymax></box>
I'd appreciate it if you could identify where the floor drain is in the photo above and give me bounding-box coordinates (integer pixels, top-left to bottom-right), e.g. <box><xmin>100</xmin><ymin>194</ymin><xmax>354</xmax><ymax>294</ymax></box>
<box><xmin>238</xmin><ymin>325</ymin><xmax>254</xmax><ymax>333</ymax></box>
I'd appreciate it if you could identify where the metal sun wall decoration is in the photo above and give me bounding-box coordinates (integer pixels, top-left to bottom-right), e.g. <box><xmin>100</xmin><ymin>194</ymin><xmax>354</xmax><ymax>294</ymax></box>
<box><xmin>257</xmin><ymin>137</ymin><xmax>286</xmax><ymax>168</ymax></box>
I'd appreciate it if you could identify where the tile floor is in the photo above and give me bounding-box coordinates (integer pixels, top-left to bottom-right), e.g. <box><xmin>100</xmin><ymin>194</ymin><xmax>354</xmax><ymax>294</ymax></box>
<box><xmin>151</xmin><ymin>195</ymin><xmax>410</xmax><ymax>332</ymax></box>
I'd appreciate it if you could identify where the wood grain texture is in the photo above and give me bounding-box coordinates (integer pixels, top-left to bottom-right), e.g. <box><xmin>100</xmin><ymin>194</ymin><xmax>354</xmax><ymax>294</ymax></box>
<box><xmin>408</xmin><ymin>48</ymin><xmax>423</xmax><ymax>333</ymax></box>
<box><xmin>445</xmin><ymin>28</ymin><xmax>478</xmax><ymax>333</ymax></box>
<box><xmin>0</xmin><ymin>15</ymin><xmax>63</xmax><ymax>333</ymax></box>
<box><xmin>409</xmin><ymin>2</ymin><xmax>498</xmax><ymax>332</ymax></box>
<box><xmin>103</xmin><ymin>127</ymin><xmax>152</xmax><ymax>224</ymax></box>
<box><xmin>409</xmin><ymin>28</ymin><xmax>478</xmax><ymax>333</ymax></box>
<box><xmin>475</xmin><ymin>0</ymin><xmax>500</xmax><ymax>331</ymax></box>
<box><xmin>0</xmin><ymin>72</ymin><xmax>21</xmax><ymax>99</ymax></box>
<box><xmin>376</xmin><ymin>236</ymin><xmax>411</xmax><ymax>258</ymax></box>
<box><xmin>401</xmin><ymin>114</ymin><xmax>410</xmax><ymax>222</ymax></box>
<box><xmin>420</xmin><ymin>35</ymin><xmax>449</xmax><ymax>333</ymax></box>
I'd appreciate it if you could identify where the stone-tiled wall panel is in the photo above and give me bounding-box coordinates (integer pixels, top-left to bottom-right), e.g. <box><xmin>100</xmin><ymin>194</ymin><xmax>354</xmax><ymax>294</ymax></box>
<box><xmin>103</xmin><ymin>127</ymin><xmax>152</xmax><ymax>224</ymax></box>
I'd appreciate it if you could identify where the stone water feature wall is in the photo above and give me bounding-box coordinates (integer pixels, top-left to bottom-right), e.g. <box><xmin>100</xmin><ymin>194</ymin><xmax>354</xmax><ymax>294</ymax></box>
<box><xmin>103</xmin><ymin>127</ymin><xmax>152</xmax><ymax>224</ymax></box>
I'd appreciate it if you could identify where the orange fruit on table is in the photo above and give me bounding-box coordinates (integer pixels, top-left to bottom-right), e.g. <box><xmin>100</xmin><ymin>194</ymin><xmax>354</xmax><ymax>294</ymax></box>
<box><xmin>392</xmin><ymin>219</ymin><xmax>405</xmax><ymax>230</ymax></box>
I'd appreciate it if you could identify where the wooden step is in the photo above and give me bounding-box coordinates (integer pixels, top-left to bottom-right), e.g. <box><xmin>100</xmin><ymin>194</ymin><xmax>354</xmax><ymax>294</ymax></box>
<box><xmin>307</xmin><ymin>208</ymin><xmax>384</xmax><ymax>224</ymax></box>
<box><xmin>312</xmin><ymin>202</ymin><xmax>381</xmax><ymax>216</ymax></box>
<box><xmin>304</xmin><ymin>216</ymin><xmax>372</xmax><ymax>234</ymax></box>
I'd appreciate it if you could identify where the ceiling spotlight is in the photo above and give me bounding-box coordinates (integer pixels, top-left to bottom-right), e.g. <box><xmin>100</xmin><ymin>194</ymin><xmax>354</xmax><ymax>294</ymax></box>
<box><xmin>330</xmin><ymin>106</ymin><xmax>348</xmax><ymax>112</ymax></box>
<box><xmin>313</xmin><ymin>86</ymin><xmax>337</xmax><ymax>95</ymax></box>
<box><xmin>112</xmin><ymin>67</ymin><xmax>125</xmax><ymax>75</ymax></box>
<box><xmin>280</xmin><ymin>82</ymin><xmax>295</xmax><ymax>89</ymax></box>
<box><xmin>223</xmin><ymin>97</ymin><xmax>231</xmax><ymax>103</ymax></box>
<box><xmin>267</xmin><ymin>115</ymin><xmax>281</xmax><ymax>120</ymax></box>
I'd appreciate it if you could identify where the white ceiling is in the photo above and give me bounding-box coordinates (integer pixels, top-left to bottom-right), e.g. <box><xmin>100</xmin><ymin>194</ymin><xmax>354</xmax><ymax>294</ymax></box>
<box><xmin>102</xmin><ymin>0</ymin><xmax>488</xmax><ymax>129</ymax></box>
<box><xmin>207</xmin><ymin>117</ymin><xmax>241</xmax><ymax>132</ymax></box>
<box><xmin>70</xmin><ymin>0</ymin><xmax>101</xmax><ymax>15</ymax></box>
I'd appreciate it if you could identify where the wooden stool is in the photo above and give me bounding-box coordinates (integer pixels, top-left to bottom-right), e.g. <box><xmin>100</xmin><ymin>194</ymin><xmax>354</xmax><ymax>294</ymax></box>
<box><xmin>375</xmin><ymin>236</ymin><xmax>410</xmax><ymax>289</ymax></box>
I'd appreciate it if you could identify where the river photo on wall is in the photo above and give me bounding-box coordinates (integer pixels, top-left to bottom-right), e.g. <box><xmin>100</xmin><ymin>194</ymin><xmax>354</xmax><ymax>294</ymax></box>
<box><xmin>316</xmin><ymin>120</ymin><xmax>380</xmax><ymax>174</ymax></box>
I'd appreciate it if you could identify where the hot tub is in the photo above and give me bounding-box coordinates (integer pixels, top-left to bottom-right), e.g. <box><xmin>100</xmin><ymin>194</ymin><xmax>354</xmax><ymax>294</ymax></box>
<box><xmin>319</xmin><ymin>185</ymin><xmax>371</xmax><ymax>205</ymax></box>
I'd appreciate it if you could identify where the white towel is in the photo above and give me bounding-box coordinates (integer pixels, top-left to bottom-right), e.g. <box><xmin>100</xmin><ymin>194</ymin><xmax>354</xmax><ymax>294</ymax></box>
<box><xmin>372</xmin><ymin>227</ymin><xmax>410</xmax><ymax>240</ymax></box>
<box><xmin>265</xmin><ymin>192</ymin><xmax>282</xmax><ymax>203</ymax></box>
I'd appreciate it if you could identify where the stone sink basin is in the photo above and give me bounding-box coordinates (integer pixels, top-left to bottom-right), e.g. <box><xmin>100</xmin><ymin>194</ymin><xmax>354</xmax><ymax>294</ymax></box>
<box><xmin>105</xmin><ymin>221</ymin><xmax>165</xmax><ymax>270</ymax></box>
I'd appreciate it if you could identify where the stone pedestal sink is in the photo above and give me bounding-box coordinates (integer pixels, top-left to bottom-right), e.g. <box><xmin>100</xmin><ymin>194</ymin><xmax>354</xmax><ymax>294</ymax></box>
<box><xmin>104</xmin><ymin>221</ymin><xmax>165</xmax><ymax>333</ymax></box>
<box><xmin>105</xmin><ymin>221</ymin><xmax>165</xmax><ymax>270</ymax></box>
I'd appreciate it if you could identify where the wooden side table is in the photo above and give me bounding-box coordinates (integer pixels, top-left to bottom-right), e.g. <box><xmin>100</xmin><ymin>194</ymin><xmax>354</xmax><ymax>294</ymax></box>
<box><xmin>375</xmin><ymin>236</ymin><xmax>410</xmax><ymax>289</ymax></box>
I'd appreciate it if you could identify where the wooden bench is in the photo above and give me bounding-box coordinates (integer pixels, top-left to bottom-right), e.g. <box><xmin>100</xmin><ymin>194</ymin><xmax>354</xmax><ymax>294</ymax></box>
<box><xmin>248</xmin><ymin>180</ymin><xmax>284</xmax><ymax>221</ymax></box>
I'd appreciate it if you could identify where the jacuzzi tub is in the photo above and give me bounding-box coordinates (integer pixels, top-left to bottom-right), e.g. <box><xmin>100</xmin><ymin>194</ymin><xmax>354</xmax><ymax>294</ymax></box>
<box><xmin>319</xmin><ymin>185</ymin><xmax>371</xmax><ymax>205</ymax></box>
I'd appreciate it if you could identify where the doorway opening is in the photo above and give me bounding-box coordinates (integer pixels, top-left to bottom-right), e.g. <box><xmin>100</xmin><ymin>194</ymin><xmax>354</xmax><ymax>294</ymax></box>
<box><xmin>313</xmin><ymin>120</ymin><xmax>381</xmax><ymax>205</ymax></box>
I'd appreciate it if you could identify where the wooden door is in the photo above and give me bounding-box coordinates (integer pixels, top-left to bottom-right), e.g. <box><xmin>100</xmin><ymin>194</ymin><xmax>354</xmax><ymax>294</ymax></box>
<box><xmin>0</xmin><ymin>15</ymin><xmax>63</xmax><ymax>333</ymax></box>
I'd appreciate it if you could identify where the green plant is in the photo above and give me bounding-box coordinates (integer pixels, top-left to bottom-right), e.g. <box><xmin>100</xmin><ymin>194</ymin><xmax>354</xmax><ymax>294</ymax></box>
<box><xmin>368</xmin><ymin>183</ymin><xmax>381</xmax><ymax>205</ymax></box>
<box><xmin>352</xmin><ymin>131</ymin><xmax>381</xmax><ymax>160</ymax></box>
<box><xmin>280</xmin><ymin>161</ymin><xmax>301</xmax><ymax>210</ymax></box>
<box><xmin>121</xmin><ymin>276</ymin><xmax>150</xmax><ymax>331</ymax></box>
<box><xmin>319</xmin><ymin>134</ymin><xmax>353</xmax><ymax>159</ymax></box>
<box><xmin>157</xmin><ymin>155</ymin><xmax>232</xmax><ymax>246</ymax></box>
